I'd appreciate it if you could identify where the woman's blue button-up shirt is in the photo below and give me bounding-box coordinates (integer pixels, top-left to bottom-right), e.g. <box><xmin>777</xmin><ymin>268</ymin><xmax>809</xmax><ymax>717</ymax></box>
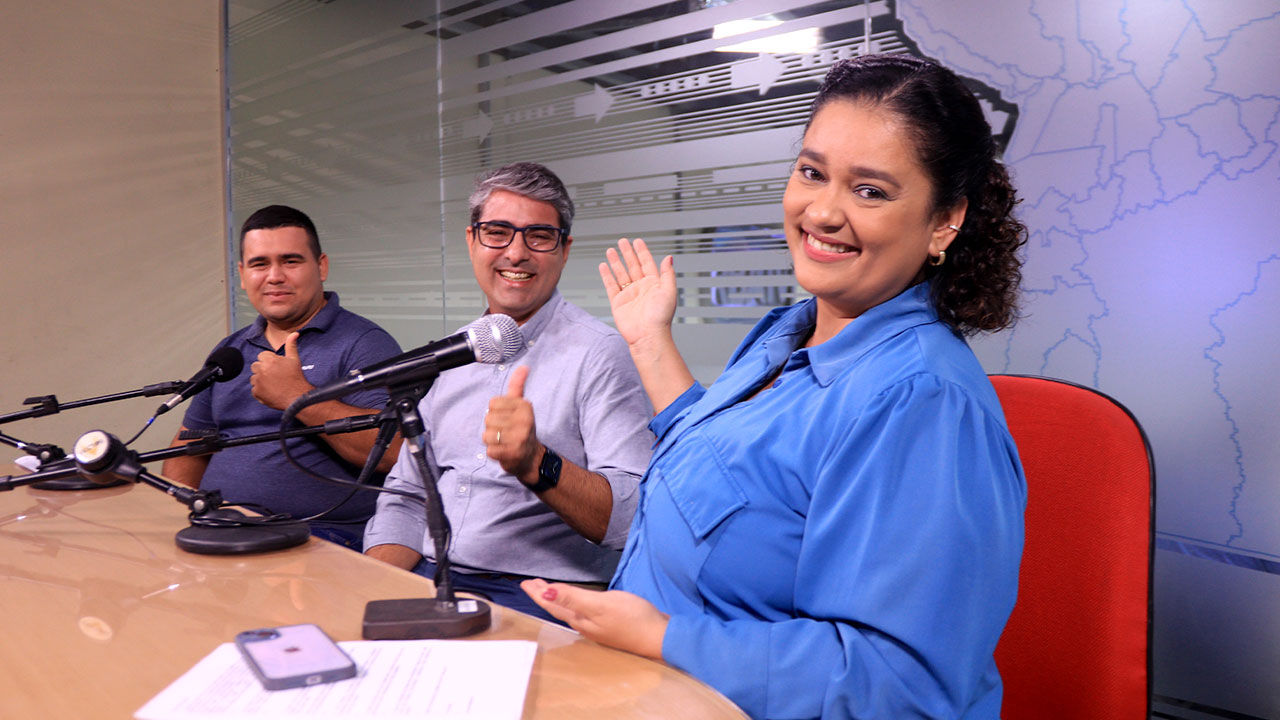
<box><xmin>612</xmin><ymin>284</ymin><xmax>1026</xmax><ymax>720</ymax></box>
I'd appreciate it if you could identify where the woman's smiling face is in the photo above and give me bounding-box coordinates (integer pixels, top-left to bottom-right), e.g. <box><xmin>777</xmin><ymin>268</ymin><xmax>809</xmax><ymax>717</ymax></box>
<box><xmin>783</xmin><ymin>99</ymin><xmax>964</xmax><ymax>338</ymax></box>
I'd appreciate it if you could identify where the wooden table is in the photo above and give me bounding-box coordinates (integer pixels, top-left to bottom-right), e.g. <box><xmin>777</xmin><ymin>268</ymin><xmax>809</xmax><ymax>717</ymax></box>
<box><xmin>0</xmin><ymin>474</ymin><xmax>746</xmax><ymax>719</ymax></box>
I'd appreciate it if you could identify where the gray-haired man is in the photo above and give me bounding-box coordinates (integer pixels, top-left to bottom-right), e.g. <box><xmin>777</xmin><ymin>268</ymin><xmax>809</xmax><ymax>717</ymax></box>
<box><xmin>364</xmin><ymin>162</ymin><xmax>653</xmax><ymax>620</ymax></box>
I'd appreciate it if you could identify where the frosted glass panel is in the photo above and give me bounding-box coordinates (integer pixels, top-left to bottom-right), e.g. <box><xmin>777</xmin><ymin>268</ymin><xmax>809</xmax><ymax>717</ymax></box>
<box><xmin>431</xmin><ymin>0</ymin><xmax>958</xmax><ymax>380</ymax></box>
<box><xmin>227</xmin><ymin>0</ymin><xmax>445</xmax><ymax>347</ymax></box>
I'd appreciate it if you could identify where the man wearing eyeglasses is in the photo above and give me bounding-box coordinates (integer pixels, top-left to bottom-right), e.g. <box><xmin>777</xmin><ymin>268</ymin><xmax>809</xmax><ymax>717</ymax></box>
<box><xmin>364</xmin><ymin>162</ymin><xmax>653</xmax><ymax>621</ymax></box>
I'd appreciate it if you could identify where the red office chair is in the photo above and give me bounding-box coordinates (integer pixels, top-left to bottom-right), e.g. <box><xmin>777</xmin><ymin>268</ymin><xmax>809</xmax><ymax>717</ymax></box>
<box><xmin>989</xmin><ymin>375</ymin><xmax>1153</xmax><ymax>719</ymax></box>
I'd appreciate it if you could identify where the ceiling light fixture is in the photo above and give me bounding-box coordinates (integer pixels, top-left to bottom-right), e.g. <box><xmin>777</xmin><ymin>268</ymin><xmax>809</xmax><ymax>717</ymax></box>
<box><xmin>713</xmin><ymin>18</ymin><xmax>820</xmax><ymax>54</ymax></box>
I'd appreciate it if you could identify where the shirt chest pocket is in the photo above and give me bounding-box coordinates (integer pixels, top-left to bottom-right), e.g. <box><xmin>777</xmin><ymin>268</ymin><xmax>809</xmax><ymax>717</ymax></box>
<box><xmin>646</xmin><ymin>435</ymin><xmax>750</xmax><ymax>589</ymax></box>
<box><xmin>663</xmin><ymin>455</ymin><xmax>747</xmax><ymax>537</ymax></box>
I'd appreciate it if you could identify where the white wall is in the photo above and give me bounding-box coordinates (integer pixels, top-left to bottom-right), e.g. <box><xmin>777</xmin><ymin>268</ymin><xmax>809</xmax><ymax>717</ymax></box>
<box><xmin>0</xmin><ymin>2</ymin><xmax>228</xmax><ymax>454</ymax></box>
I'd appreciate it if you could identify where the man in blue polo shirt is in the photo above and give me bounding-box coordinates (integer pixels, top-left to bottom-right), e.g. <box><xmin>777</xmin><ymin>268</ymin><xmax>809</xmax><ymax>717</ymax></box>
<box><xmin>161</xmin><ymin>205</ymin><xmax>402</xmax><ymax>549</ymax></box>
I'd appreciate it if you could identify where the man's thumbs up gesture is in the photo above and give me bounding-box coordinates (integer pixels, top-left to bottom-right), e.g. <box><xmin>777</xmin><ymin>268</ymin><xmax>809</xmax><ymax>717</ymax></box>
<box><xmin>485</xmin><ymin>365</ymin><xmax>544</xmax><ymax>485</ymax></box>
<box><xmin>251</xmin><ymin>331</ymin><xmax>313</xmax><ymax>410</ymax></box>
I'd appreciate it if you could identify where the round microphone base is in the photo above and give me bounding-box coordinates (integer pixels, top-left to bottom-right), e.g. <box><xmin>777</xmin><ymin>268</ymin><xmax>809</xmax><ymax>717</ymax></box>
<box><xmin>175</xmin><ymin>508</ymin><xmax>310</xmax><ymax>555</ymax></box>
<box><xmin>361</xmin><ymin>597</ymin><xmax>492</xmax><ymax>640</ymax></box>
<box><xmin>31</xmin><ymin>476</ymin><xmax>130</xmax><ymax>491</ymax></box>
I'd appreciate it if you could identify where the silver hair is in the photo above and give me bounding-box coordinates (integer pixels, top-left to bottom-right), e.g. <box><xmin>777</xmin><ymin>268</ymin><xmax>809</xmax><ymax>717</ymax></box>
<box><xmin>468</xmin><ymin>162</ymin><xmax>575</xmax><ymax>232</ymax></box>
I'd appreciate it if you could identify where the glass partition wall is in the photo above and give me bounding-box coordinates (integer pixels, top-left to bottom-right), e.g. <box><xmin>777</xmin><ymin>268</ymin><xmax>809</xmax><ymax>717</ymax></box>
<box><xmin>227</xmin><ymin>0</ymin><xmax>445</xmax><ymax>345</ymax></box>
<box><xmin>225</xmin><ymin>0</ymin><xmax>954</xmax><ymax>380</ymax></box>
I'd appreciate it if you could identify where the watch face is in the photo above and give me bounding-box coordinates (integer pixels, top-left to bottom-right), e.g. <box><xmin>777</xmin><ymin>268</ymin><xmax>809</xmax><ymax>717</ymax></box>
<box><xmin>534</xmin><ymin>447</ymin><xmax>562</xmax><ymax>492</ymax></box>
<box><xmin>543</xmin><ymin>450</ymin><xmax>561</xmax><ymax>478</ymax></box>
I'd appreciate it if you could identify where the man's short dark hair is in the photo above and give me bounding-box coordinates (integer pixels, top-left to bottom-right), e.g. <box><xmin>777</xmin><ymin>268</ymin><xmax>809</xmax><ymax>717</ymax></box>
<box><xmin>239</xmin><ymin>205</ymin><xmax>322</xmax><ymax>260</ymax></box>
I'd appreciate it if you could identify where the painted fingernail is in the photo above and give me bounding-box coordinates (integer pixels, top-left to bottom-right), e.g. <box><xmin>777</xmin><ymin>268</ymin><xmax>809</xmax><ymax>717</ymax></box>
<box><xmin>542</xmin><ymin>587</ymin><xmax>558</xmax><ymax>601</ymax></box>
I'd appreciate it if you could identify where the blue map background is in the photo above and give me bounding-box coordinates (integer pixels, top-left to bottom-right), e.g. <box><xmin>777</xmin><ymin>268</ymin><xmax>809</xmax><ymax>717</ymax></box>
<box><xmin>899</xmin><ymin>1</ymin><xmax>1280</xmax><ymax>714</ymax></box>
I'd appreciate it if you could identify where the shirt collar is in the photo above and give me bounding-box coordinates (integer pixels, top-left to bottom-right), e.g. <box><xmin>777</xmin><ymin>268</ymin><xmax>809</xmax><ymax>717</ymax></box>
<box><xmin>249</xmin><ymin>290</ymin><xmax>340</xmax><ymax>343</ymax></box>
<box><xmin>760</xmin><ymin>283</ymin><xmax>942</xmax><ymax>387</ymax></box>
<box><xmin>499</xmin><ymin>289</ymin><xmax>562</xmax><ymax>345</ymax></box>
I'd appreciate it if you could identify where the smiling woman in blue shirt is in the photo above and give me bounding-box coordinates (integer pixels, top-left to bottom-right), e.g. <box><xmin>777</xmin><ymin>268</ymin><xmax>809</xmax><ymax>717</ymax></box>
<box><xmin>522</xmin><ymin>54</ymin><xmax>1029</xmax><ymax>720</ymax></box>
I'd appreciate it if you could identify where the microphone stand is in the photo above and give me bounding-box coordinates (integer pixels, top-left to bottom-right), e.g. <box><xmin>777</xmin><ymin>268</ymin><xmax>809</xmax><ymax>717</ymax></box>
<box><xmin>0</xmin><ymin>414</ymin><xmax>385</xmax><ymax>555</ymax></box>
<box><xmin>287</xmin><ymin>370</ymin><xmax>490</xmax><ymax>639</ymax></box>
<box><xmin>1</xmin><ymin>381</ymin><xmax>185</xmax><ymax>491</ymax></box>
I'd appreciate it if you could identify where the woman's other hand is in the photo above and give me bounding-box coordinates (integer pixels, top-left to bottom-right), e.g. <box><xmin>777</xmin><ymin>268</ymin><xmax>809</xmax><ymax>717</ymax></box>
<box><xmin>521</xmin><ymin>578</ymin><xmax>669</xmax><ymax>661</ymax></box>
<box><xmin>599</xmin><ymin>238</ymin><xmax>694</xmax><ymax>414</ymax></box>
<box><xmin>600</xmin><ymin>238</ymin><xmax>677</xmax><ymax>350</ymax></box>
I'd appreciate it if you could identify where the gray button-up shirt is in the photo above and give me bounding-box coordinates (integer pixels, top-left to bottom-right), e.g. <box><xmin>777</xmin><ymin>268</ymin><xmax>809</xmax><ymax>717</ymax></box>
<box><xmin>364</xmin><ymin>291</ymin><xmax>654</xmax><ymax>582</ymax></box>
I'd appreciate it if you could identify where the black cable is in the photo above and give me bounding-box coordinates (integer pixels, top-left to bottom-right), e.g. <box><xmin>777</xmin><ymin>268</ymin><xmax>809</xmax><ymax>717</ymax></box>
<box><xmin>275</xmin><ymin>396</ymin><xmax>451</xmax><ymax>553</ymax></box>
<box><xmin>123</xmin><ymin>415</ymin><xmax>156</xmax><ymax>447</ymax></box>
<box><xmin>274</xmin><ymin>419</ymin><xmax>429</xmax><ymax>523</ymax></box>
<box><xmin>186</xmin><ymin>501</ymin><xmax>293</xmax><ymax>527</ymax></box>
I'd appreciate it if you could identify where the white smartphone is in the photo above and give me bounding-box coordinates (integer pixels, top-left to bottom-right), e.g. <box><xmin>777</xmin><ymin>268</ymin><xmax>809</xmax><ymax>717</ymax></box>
<box><xmin>234</xmin><ymin>624</ymin><xmax>357</xmax><ymax>691</ymax></box>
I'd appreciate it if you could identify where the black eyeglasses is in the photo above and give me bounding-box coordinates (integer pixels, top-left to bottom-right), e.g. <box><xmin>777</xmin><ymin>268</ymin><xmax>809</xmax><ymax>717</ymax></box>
<box><xmin>471</xmin><ymin>221</ymin><xmax>567</xmax><ymax>252</ymax></box>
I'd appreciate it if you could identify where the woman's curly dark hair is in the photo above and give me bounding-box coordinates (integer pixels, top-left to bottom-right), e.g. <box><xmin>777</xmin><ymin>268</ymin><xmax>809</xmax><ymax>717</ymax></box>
<box><xmin>809</xmin><ymin>54</ymin><xmax>1027</xmax><ymax>334</ymax></box>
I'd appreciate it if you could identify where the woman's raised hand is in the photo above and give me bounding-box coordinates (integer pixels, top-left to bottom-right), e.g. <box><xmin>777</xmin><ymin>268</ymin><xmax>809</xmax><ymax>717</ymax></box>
<box><xmin>599</xmin><ymin>238</ymin><xmax>676</xmax><ymax>350</ymax></box>
<box><xmin>600</xmin><ymin>238</ymin><xmax>693</xmax><ymax>414</ymax></box>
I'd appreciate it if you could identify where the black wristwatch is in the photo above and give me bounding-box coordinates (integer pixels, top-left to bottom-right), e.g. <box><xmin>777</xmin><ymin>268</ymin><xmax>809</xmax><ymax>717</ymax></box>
<box><xmin>528</xmin><ymin>446</ymin><xmax>562</xmax><ymax>493</ymax></box>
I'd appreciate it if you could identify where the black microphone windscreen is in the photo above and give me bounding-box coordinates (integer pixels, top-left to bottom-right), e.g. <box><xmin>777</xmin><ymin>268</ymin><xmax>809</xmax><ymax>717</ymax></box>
<box><xmin>207</xmin><ymin>347</ymin><xmax>245</xmax><ymax>381</ymax></box>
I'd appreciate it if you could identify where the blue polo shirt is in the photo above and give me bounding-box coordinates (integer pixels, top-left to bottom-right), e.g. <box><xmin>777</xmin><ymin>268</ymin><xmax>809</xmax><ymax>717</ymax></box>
<box><xmin>181</xmin><ymin>292</ymin><xmax>402</xmax><ymax>526</ymax></box>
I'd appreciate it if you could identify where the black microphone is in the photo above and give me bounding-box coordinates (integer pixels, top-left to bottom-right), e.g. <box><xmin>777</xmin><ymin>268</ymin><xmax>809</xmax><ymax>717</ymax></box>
<box><xmin>290</xmin><ymin>314</ymin><xmax>524</xmax><ymax>411</ymax></box>
<box><xmin>155</xmin><ymin>347</ymin><xmax>246</xmax><ymax>416</ymax></box>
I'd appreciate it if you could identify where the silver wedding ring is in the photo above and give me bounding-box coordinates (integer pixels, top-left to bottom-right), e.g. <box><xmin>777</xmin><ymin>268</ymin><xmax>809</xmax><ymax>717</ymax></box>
<box><xmin>495</xmin><ymin>430</ymin><xmax>502</xmax><ymax>444</ymax></box>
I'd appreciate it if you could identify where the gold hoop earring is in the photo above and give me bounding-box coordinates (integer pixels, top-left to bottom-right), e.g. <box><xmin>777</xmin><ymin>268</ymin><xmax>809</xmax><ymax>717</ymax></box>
<box><xmin>930</xmin><ymin>250</ymin><xmax>946</xmax><ymax>267</ymax></box>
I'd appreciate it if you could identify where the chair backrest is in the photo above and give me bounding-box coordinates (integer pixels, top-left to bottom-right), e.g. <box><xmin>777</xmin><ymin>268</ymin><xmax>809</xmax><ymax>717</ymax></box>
<box><xmin>989</xmin><ymin>375</ymin><xmax>1153</xmax><ymax>720</ymax></box>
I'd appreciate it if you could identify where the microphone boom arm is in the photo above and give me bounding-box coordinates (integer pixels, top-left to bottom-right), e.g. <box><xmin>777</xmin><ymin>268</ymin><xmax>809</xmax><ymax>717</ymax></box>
<box><xmin>0</xmin><ymin>383</ymin><xmax>185</xmax><ymax>426</ymax></box>
<box><xmin>0</xmin><ymin>382</ymin><xmax>187</xmax><ymax>463</ymax></box>
<box><xmin>0</xmin><ymin>414</ymin><xmax>384</xmax><ymax>508</ymax></box>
